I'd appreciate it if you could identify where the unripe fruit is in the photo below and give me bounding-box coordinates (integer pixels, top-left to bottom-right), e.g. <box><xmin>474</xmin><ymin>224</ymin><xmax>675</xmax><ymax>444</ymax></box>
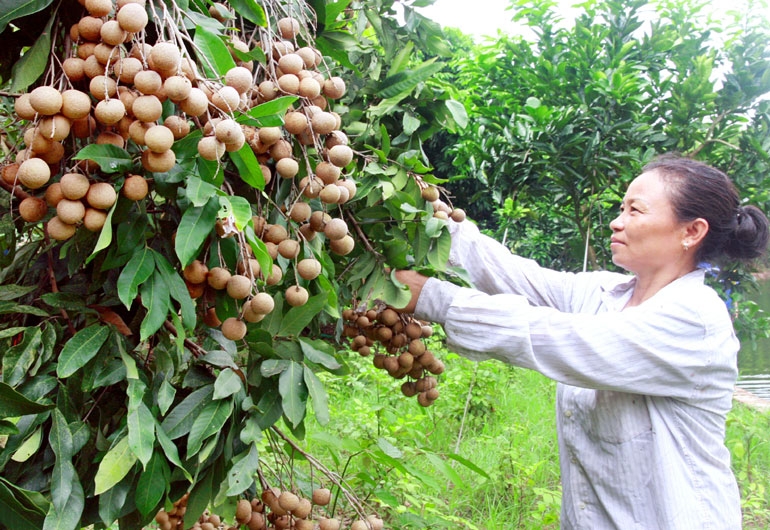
<box><xmin>17</xmin><ymin>158</ymin><xmax>51</xmax><ymax>189</ymax></box>
<box><xmin>311</xmin><ymin>488</ymin><xmax>331</xmax><ymax>506</ymax></box>
<box><xmin>144</xmin><ymin>125</ymin><xmax>175</xmax><ymax>153</ymax></box>
<box><xmin>226</xmin><ymin>274</ymin><xmax>252</xmax><ymax>299</ymax></box>
<box><xmin>83</xmin><ymin>208</ymin><xmax>108</xmax><ymax>231</ymax></box>
<box><xmin>47</xmin><ymin>216</ymin><xmax>77</xmax><ymax>240</ymax></box>
<box><xmin>323</xmin><ymin>218</ymin><xmax>347</xmax><ymax>240</ymax></box>
<box><xmin>207</xmin><ymin>267</ymin><xmax>231</xmax><ymax>290</ymax></box>
<box><xmin>86</xmin><ymin>182</ymin><xmax>117</xmax><ymax>209</ymax></box>
<box><xmin>94</xmin><ymin>99</ymin><xmax>126</xmax><ymax>125</ymax></box>
<box><xmin>330</xmin><ymin>234</ymin><xmax>354</xmax><ymax>255</ymax></box>
<box><xmin>19</xmin><ymin>197</ymin><xmax>48</xmax><ymax>222</ymax></box>
<box><xmin>57</xmin><ymin>199</ymin><xmax>86</xmax><ymax>224</ymax></box>
<box><xmin>221</xmin><ymin>317</ymin><xmax>247</xmax><ymax>341</ymax></box>
<box><xmin>117</xmin><ymin>3</ymin><xmax>148</xmax><ymax>32</ymax></box>
<box><xmin>60</xmin><ymin>173</ymin><xmax>91</xmax><ymax>200</ymax></box>
<box><xmin>285</xmin><ymin>285</ymin><xmax>309</xmax><ymax>307</ymax></box>
<box><xmin>29</xmin><ymin>86</ymin><xmax>62</xmax><ymax>116</ymax></box>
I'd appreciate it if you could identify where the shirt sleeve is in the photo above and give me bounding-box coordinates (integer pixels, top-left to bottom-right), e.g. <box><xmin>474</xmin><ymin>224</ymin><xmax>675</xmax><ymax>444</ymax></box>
<box><xmin>446</xmin><ymin>220</ymin><xmax>602</xmax><ymax>312</ymax></box>
<box><xmin>415</xmin><ymin>278</ymin><xmax>738</xmax><ymax>400</ymax></box>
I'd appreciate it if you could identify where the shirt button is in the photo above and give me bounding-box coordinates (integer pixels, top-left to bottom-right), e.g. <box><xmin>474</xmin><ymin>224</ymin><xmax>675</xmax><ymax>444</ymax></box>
<box><xmin>570</xmin><ymin>456</ymin><xmax>578</xmax><ymax>464</ymax></box>
<box><xmin>579</xmin><ymin>503</ymin><xmax>586</xmax><ymax>510</ymax></box>
<box><xmin>564</xmin><ymin>410</ymin><xmax>573</xmax><ymax>418</ymax></box>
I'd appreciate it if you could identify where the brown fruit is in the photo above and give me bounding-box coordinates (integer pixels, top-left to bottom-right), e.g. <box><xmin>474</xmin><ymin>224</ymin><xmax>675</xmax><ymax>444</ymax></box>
<box><xmin>450</xmin><ymin>208</ymin><xmax>466</xmax><ymax>222</ymax></box>
<box><xmin>117</xmin><ymin>2</ymin><xmax>148</xmax><ymax>32</ymax></box>
<box><xmin>264</xmin><ymin>224</ymin><xmax>288</xmax><ymax>244</ymax></box>
<box><xmin>1</xmin><ymin>163</ymin><xmax>19</xmax><ymax>185</ymax></box>
<box><xmin>235</xmin><ymin>498</ymin><xmax>253</xmax><ymax>524</ymax></box>
<box><xmin>17</xmin><ymin>158</ymin><xmax>51</xmax><ymax>189</ymax></box>
<box><xmin>85</xmin><ymin>0</ymin><xmax>112</xmax><ymax>17</ymax></box>
<box><xmin>277</xmin><ymin>239</ymin><xmax>300</xmax><ymax>259</ymax></box>
<box><xmin>96</xmin><ymin>131</ymin><xmax>125</xmax><ymax>148</ymax></box>
<box><xmin>350</xmin><ymin>521</ymin><xmax>368</xmax><ymax>530</ymax></box>
<box><xmin>90</xmin><ymin>76</ymin><xmax>118</xmax><ymax>101</ymax></box>
<box><xmin>323</xmin><ymin>218</ymin><xmax>347</xmax><ymax>240</ymax></box>
<box><xmin>225</xmin><ymin>66</ymin><xmax>253</xmax><ymax>94</ymax></box>
<box><xmin>311</xmin><ymin>111</ymin><xmax>336</xmax><ymax>135</ymax></box>
<box><xmin>134</xmin><ymin>70</ymin><xmax>163</xmax><ymax>95</ymax></box>
<box><xmin>250</xmin><ymin>292</ymin><xmax>275</xmax><ymax>314</ymax></box>
<box><xmin>207</xmin><ymin>267</ymin><xmax>231</xmax><ymax>290</ymax></box>
<box><xmin>86</xmin><ymin>182</ymin><xmax>117</xmax><ymax>209</ymax></box>
<box><xmin>122</xmin><ymin>174</ymin><xmax>149</xmax><ymax>200</ymax></box>
<box><xmin>56</xmin><ymin>199</ymin><xmax>85</xmax><ymax>225</ymax></box>
<box><xmin>100</xmin><ymin>20</ymin><xmax>128</xmax><ymax>46</ymax></box>
<box><xmin>319</xmin><ymin>184</ymin><xmax>341</xmax><ymax>204</ymax></box>
<box><xmin>327</xmin><ymin>144</ymin><xmax>353</xmax><ymax>168</ymax></box>
<box><xmin>288</xmin><ymin>202</ymin><xmax>311</xmax><ymax>223</ymax></box>
<box><xmin>315</xmin><ymin>161</ymin><xmax>340</xmax><ymax>185</ymax></box>
<box><xmin>45</xmin><ymin>182</ymin><xmax>64</xmax><ymax>207</ymax></box>
<box><xmin>296</xmin><ymin>258</ymin><xmax>321</xmax><ymax>280</ymax></box>
<box><xmin>141</xmin><ymin>149</ymin><xmax>176</xmax><ymax>172</ymax></box>
<box><xmin>19</xmin><ymin>197</ymin><xmax>48</xmax><ymax>222</ymax></box>
<box><xmin>83</xmin><ymin>208</ymin><xmax>108</xmax><ymax>231</ymax></box>
<box><xmin>226</xmin><ymin>274</ymin><xmax>252</xmax><ymax>299</ymax></box>
<box><xmin>379</xmin><ymin>308</ymin><xmax>399</xmax><ymax>326</ymax></box>
<box><xmin>329</xmin><ymin>234</ymin><xmax>355</xmax><ymax>255</ymax></box>
<box><xmin>283</xmin><ymin>111</ymin><xmax>308</xmax><ymax>135</ymax></box>
<box><xmin>247</xmin><ymin>511</ymin><xmax>266</xmax><ymax>530</ymax></box>
<box><xmin>421</xmin><ymin>186</ymin><xmax>440</xmax><ymax>202</ymax></box>
<box><xmin>164</xmin><ymin>115</ymin><xmax>191</xmax><ymax>139</ymax></box>
<box><xmin>277</xmin><ymin>16</ymin><xmax>300</xmax><ymax>39</ymax></box>
<box><xmin>204</xmin><ymin>307</ymin><xmax>222</xmax><ymax>328</ymax></box>
<box><xmin>277</xmin><ymin>491</ymin><xmax>300</xmax><ymax>512</ymax></box>
<box><xmin>149</xmin><ymin>42</ymin><xmax>181</xmax><ymax>72</ymax></box>
<box><xmin>47</xmin><ymin>216</ymin><xmax>77</xmax><ymax>240</ymax></box>
<box><xmin>322</xmin><ymin>77</ymin><xmax>346</xmax><ymax>99</ymax></box>
<box><xmin>94</xmin><ymin>99</ymin><xmax>126</xmax><ymax>125</ymax></box>
<box><xmin>29</xmin><ymin>86</ymin><xmax>62</xmax><ymax>116</ymax></box>
<box><xmin>221</xmin><ymin>317</ymin><xmax>247</xmax><ymax>340</ymax></box>
<box><xmin>132</xmin><ymin>95</ymin><xmax>163</xmax><ymax>122</ymax></box>
<box><xmin>144</xmin><ymin>125</ymin><xmax>175</xmax><ymax>153</ymax></box>
<box><xmin>60</xmin><ymin>90</ymin><xmax>91</xmax><ymax>120</ymax></box>
<box><xmin>285</xmin><ymin>285</ymin><xmax>308</xmax><ymax>307</ymax></box>
<box><xmin>211</xmin><ymin>86</ymin><xmax>241</xmax><ymax>113</ymax></box>
<box><xmin>366</xmin><ymin>514</ymin><xmax>385</xmax><ymax>530</ymax></box>
<box><xmin>14</xmin><ymin>93</ymin><xmax>37</xmax><ymax>120</ymax></box>
<box><xmin>59</xmin><ymin>173</ymin><xmax>90</xmax><ymax>200</ymax></box>
<box><xmin>318</xmin><ymin>518</ymin><xmax>341</xmax><ymax>530</ymax></box>
<box><xmin>179</xmin><ymin>87</ymin><xmax>209</xmax><ymax>116</ymax></box>
<box><xmin>197</xmin><ymin>137</ymin><xmax>225</xmax><ymax>161</ymax></box>
<box><xmin>311</xmin><ymin>487</ymin><xmax>331</xmax><ymax>506</ymax></box>
<box><xmin>308</xmin><ymin>210</ymin><xmax>330</xmax><ymax>232</ymax></box>
<box><xmin>37</xmin><ymin>115</ymin><xmax>71</xmax><ymax>141</ymax></box>
<box><xmin>163</xmin><ymin>75</ymin><xmax>192</xmax><ymax>102</ymax></box>
<box><xmin>183</xmin><ymin>259</ymin><xmax>208</xmax><ymax>284</ymax></box>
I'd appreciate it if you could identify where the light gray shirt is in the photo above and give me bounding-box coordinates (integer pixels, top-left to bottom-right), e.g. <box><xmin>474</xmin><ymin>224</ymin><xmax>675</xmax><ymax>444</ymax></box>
<box><xmin>414</xmin><ymin>220</ymin><xmax>741</xmax><ymax>529</ymax></box>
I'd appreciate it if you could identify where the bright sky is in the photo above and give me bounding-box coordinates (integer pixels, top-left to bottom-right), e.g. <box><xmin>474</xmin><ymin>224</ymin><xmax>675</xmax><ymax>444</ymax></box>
<box><xmin>416</xmin><ymin>0</ymin><xmax>762</xmax><ymax>39</ymax></box>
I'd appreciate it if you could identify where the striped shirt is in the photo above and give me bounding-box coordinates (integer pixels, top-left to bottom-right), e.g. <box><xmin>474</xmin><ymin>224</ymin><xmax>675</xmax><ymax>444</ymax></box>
<box><xmin>414</xmin><ymin>220</ymin><xmax>742</xmax><ymax>529</ymax></box>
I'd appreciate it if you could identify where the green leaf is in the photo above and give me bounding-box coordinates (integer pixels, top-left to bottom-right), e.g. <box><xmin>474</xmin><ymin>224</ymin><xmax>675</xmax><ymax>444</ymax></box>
<box><xmin>218</xmin><ymin>195</ymin><xmax>253</xmax><ymax>230</ymax></box>
<box><xmin>303</xmin><ymin>367</ymin><xmax>329</xmax><ymax>426</ymax></box>
<box><xmin>298</xmin><ymin>337</ymin><xmax>341</xmax><ymax>370</ymax></box>
<box><xmin>381</xmin><ymin>269</ymin><xmax>415</xmax><ymax>309</ymax></box>
<box><xmin>152</xmin><ymin>251</ymin><xmax>196</xmax><ymax>332</ymax></box>
<box><xmin>175</xmin><ymin>196</ymin><xmax>219</xmax><ymax>268</ymax></box>
<box><xmin>185</xmin><ymin>176</ymin><xmax>219</xmax><ymax>207</ymax></box>
<box><xmin>86</xmin><ymin>200</ymin><xmax>117</xmax><ymax>262</ymax></box>
<box><xmin>135</xmin><ymin>452</ymin><xmax>169</xmax><ymax>516</ymax></box>
<box><xmin>229</xmin><ymin>143</ymin><xmax>265</xmax><ymax>189</ymax></box>
<box><xmin>0</xmin><ymin>0</ymin><xmax>54</xmax><ymax>33</ymax></box>
<box><xmin>72</xmin><ymin>144</ymin><xmax>134</xmax><ymax>174</ymax></box>
<box><xmin>278</xmin><ymin>361</ymin><xmax>307</xmax><ymax>428</ymax></box>
<box><xmin>194</xmin><ymin>25</ymin><xmax>236</xmax><ymax>77</ymax></box>
<box><xmin>186</xmin><ymin>398</ymin><xmax>233</xmax><ymax>457</ymax></box>
<box><xmin>225</xmin><ymin>0</ymin><xmax>266</xmax><ymax>25</ymax></box>
<box><xmin>97</xmin><ymin>471</ymin><xmax>132</xmax><ymax>527</ymax></box>
<box><xmin>158</xmin><ymin>379</ymin><xmax>175</xmax><ymax>416</ymax></box>
<box><xmin>11</xmin><ymin>425</ymin><xmax>42</xmax><ymax>462</ymax></box>
<box><xmin>377</xmin><ymin>437</ymin><xmax>403</xmax><ymax>458</ymax></box>
<box><xmin>278</xmin><ymin>293</ymin><xmax>328</xmax><ymax>337</ymax></box>
<box><xmin>127</xmin><ymin>380</ymin><xmax>155</xmax><ymax>468</ymax></box>
<box><xmin>139</xmin><ymin>271</ymin><xmax>170</xmax><ymax>341</ymax></box>
<box><xmin>41</xmin><ymin>476</ymin><xmax>83</xmax><ymax>530</ymax></box>
<box><xmin>56</xmin><ymin>325</ymin><xmax>110</xmax><ymax>379</ymax></box>
<box><xmin>2</xmin><ymin>327</ymin><xmax>42</xmax><ymax>387</ymax></box>
<box><xmin>49</xmin><ymin>410</ymin><xmax>74</xmax><ymax>513</ymax></box>
<box><xmin>0</xmin><ymin>477</ymin><xmax>48</xmax><ymax>530</ymax></box>
<box><xmin>155</xmin><ymin>422</ymin><xmax>192</xmax><ymax>482</ymax></box>
<box><xmin>117</xmin><ymin>247</ymin><xmax>154</xmax><ymax>309</ymax></box>
<box><xmin>445</xmin><ymin>99</ymin><xmax>469</xmax><ymax>129</ymax></box>
<box><xmin>242</xmin><ymin>96</ymin><xmax>298</xmax><ymax>120</ymax></box>
<box><xmin>225</xmin><ymin>444</ymin><xmax>259</xmax><ymax>496</ymax></box>
<box><xmin>160</xmin><ymin>384</ymin><xmax>214</xmax><ymax>440</ymax></box>
<box><xmin>379</xmin><ymin>59</ymin><xmax>444</xmax><ymax>100</ymax></box>
<box><xmin>0</xmin><ymin>284</ymin><xmax>36</xmax><ymax>301</ymax></box>
<box><xmin>8</xmin><ymin>7</ymin><xmax>55</xmax><ymax>91</ymax></box>
<box><xmin>94</xmin><ymin>435</ymin><xmax>138</xmax><ymax>495</ymax></box>
<box><xmin>0</xmin><ymin>382</ymin><xmax>54</xmax><ymax>418</ymax></box>
<box><xmin>424</xmin><ymin>452</ymin><xmax>465</xmax><ymax>486</ymax></box>
<box><xmin>0</xmin><ymin>301</ymin><xmax>49</xmax><ymax>317</ymax></box>
<box><xmin>213</xmin><ymin>368</ymin><xmax>243</xmax><ymax>400</ymax></box>
<box><xmin>260</xmin><ymin>359</ymin><xmax>290</xmax><ymax>377</ymax></box>
<box><xmin>445</xmin><ymin>452</ymin><xmax>490</xmax><ymax>478</ymax></box>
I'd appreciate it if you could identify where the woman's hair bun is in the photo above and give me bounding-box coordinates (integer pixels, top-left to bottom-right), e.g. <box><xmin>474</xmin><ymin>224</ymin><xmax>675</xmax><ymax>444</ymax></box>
<box><xmin>725</xmin><ymin>204</ymin><xmax>770</xmax><ymax>260</ymax></box>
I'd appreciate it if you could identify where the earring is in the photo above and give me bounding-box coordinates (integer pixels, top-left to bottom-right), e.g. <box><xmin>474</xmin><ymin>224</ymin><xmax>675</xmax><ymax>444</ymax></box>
<box><xmin>682</xmin><ymin>241</ymin><xmax>689</xmax><ymax>252</ymax></box>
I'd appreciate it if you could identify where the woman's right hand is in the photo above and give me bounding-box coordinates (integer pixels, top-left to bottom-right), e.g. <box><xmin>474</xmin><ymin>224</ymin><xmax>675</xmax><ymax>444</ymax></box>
<box><xmin>393</xmin><ymin>270</ymin><xmax>429</xmax><ymax>313</ymax></box>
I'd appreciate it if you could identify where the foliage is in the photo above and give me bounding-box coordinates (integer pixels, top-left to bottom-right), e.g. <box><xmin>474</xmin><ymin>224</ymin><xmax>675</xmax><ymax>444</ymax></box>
<box><xmin>0</xmin><ymin>0</ymin><xmax>468</xmax><ymax>528</ymax></box>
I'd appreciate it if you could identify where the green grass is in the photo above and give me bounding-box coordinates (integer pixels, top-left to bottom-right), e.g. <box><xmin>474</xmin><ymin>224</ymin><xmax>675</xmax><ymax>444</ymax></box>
<box><xmin>301</xmin><ymin>339</ymin><xmax>770</xmax><ymax>529</ymax></box>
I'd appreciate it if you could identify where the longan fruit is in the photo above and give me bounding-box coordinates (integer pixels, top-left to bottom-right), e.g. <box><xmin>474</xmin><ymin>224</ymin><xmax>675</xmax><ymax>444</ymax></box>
<box><xmin>299</xmin><ymin>77</ymin><xmax>321</xmax><ymax>99</ymax></box>
<box><xmin>128</xmin><ymin>120</ymin><xmax>153</xmax><ymax>145</ymax></box>
<box><xmin>250</xmin><ymin>292</ymin><xmax>275</xmax><ymax>314</ymax></box>
<box><xmin>315</xmin><ymin>161</ymin><xmax>340</xmax><ymax>185</ymax></box>
<box><xmin>37</xmin><ymin>115</ymin><xmax>71</xmax><ymax>142</ymax></box>
<box><xmin>47</xmin><ymin>215</ymin><xmax>77</xmax><ymax>240</ymax></box>
<box><xmin>318</xmin><ymin>518</ymin><xmax>340</xmax><ymax>530</ymax></box>
<box><xmin>226</xmin><ymin>274</ymin><xmax>252</xmax><ymax>299</ymax></box>
<box><xmin>132</xmin><ymin>95</ymin><xmax>163</xmax><ymax>122</ymax></box>
<box><xmin>283</xmin><ymin>111</ymin><xmax>308</xmax><ymax>135</ymax></box>
<box><xmin>89</xmin><ymin>75</ymin><xmax>118</xmax><ymax>101</ymax></box>
<box><xmin>277</xmin><ymin>491</ymin><xmax>299</xmax><ymax>512</ymax></box>
<box><xmin>183</xmin><ymin>259</ymin><xmax>208</xmax><ymax>284</ymax></box>
<box><xmin>144</xmin><ymin>125</ymin><xmax>175</xmax><ymax>153</ymax></box>
<box><xmin>56</xmin><ymin>199</ymin><xmax>86</xmax><ymax>224</ymax></box>
<box><xmin>197</xmin><ymin>137</ymin><xmax>225</xmax><ymax>161</ymax></box>
<box><xmin>14</xmin><ymin>94</ymin><xmax>37</xmax><ymax>120</ymax></box>
<box><xmin>225</xmin><ymin>66</ymin><xmax>253</xmax><ymax>94</ymax></box>
<box><xmin>60</xmin><ymin>89</ymin><xmax>92</xmax><ymax>120</ymax></box>
<box><xmin>264</xmin><ymin>224</ymin><xmax>288</xmax><ymax>244</ymax></box>
<box><xmin>115</xmin><ymin>57</ymin><xmax>144</xmax><ymax>84</ymax></box>
<box><xmin>235</xmin><ymin>499</ymin><xmax>252</xmax><ymax>524</ymax></box>
<box><xmin>17</xmin><ymin>158</ymin><xmax>51</xmax><ymax>189</ymax></box>
<box><xmin>288</xmin><ymin>202</ymin><xmax>311</xmax><ymax>223</ymax></box>
<box><xmin>366</xmin><ymin>515</ymin><xmax>384</xmax><ymax>530</ymax></box>
<box><xmin>19</xmin><ymin>197</ymin><xmax>48</xmax><ymax>222</ymax></box>
<box><xmin>293</xmin><ymin>498</ymin><xmax>312</xmax><ymax>519</ymax></box>
<box><xmin>206</xmin><ymin>266</ymin><xmax>231</xmax><ymax>290</ymax></box>
<box><xmin>450</xmin><ymin>208</ymin><xmax>466</xmax><ymax>222</ymax></box>
<box><xmin>211</xmin><ymin>86</ymin><xmax>240</xmax><ymax>113</ymax></box>
<box><xmin>277</xmin><ymin>17</ymin><xmax>300</xmax><ymax>39</ymax></box>
<box><xmin>100</xmin><ymin>20</ymin><xmax>128</xmax><ymax>46</ymax></box>
<box><xmin>118</xmin><ymin>175</ymin><xmax>147</xmax><ymax>202</ymax></box>
<box><xmin>350</xmin><ymin>521</ymin><xmax>368</xmax><ymax>530</ymax></box>
<box><xmin>83</xmin><ymin>207</ymin><xmax>108</xmax><ymax>231</ymax></box>
<box><xmin>311</xmin><ymin>112</ymin><xmax>337</xmax><ymax>135</ymax></box>
<box><xmin>149</xmin><ymin>42</ymin><xmax>181</xmax><ymax>72</ymax></box>
<box><xmin>322</xmin><ymin>77</ymin><xmax>346</xmax><ymax>99</ymax></box>
<box><xmin>329</xmin><ymin>234</ymin><xmax>354</xmax><ymax>255</ymax></box>
<box><xmin>221</xmin><ymin>317</ymin><xmax>247</xmax><ymax>341</ymax></box>
<box><xmin>29</xmin><ymin>86</ymin><xmax>62</xmax><ymax>116</ymax></box>
<box><xmin>60</xmin><ymin>172</ymin><xmax>91</xmax><ymax>200</ymax></box>
<box><xmin>164</xmin><ymin>115</ymin><xmax>191</xmax><ymax>139</ymax></box>
<box><xmin>133</xmin><ymin>70</ymin><xmax>163</xmax><ymax>95</ymax></box>
<box><xmin>116</xmin><ymin>2</ymin><xmax>148</xmax><ymax>33</ymax></box>
<box><xmin>277</xmin><ymin>73</ymin><xmax>300</xmax><ymax>94</ymax></box>
<box><xmin>44</xmin><ymin>182</ymin><xmax>64</xmax><ymax>207</ymax></box>
<box><xmin>323</xmin><ymin>218</ymin><xmax>347</xmax><ymax>240</ymax></box>
<box><xmin>94</xmin><ymin>99</ymin><xmax>126</xmax><ymax>125</ymax></box>
<box><xmin>328</xmin><ymin>144</ymin><xmax>354</xmax><ymax>168</ymax></box>
<box><xmin>311</xmin><ymin>488</ymin><xmax>331</xmax><ymax>506</ymax></box>
<box><xmin>141</xmin><ymin>149</ymin><xmax>176</xmax><ymax>172</ymax></box>
<box><xmin>296</xmin><ymin>46</ymin><xmax>321</xmax><ymax>68</ymax></box>
<box><xmin>318</xmin><ymin>184</ymin><xmax>341</xmax><ymax>204</ymax></box>
<box><xmin>86</xmin><ymin>182</ymin><xmax>117</xmax><ymax>209</ymax></box>
<box><xmin>277</xmin><ymin>239</ymin><xmax>300</xmax><ymax>259</ymax></box>
<box><xmin>285</xmin><ymin>285</ymin><xmax>308</xmax><ymax>307</ymax></box>
<box><xmin>179</xmin><ymin>87</ymin><xmax>209</xmax><ymax>116</ymax></box>
<box><xmin>85</xmin><ymin>0</ymin><xmax>112</xmax><ymax>17</ymax></box>
<box><xmin>96</xmin><ymin>131</ymin><xmax>125</xmax><ymax>148</ymax></box>
<box><xmin>163</xmin><ymin>75</ymin><xmax>192</xmax><ymax>102</ymax></box>
<box><xmin>421</xmin><ymin>186</ymin><xmax>440</xmax><ymax>202</ymax></box>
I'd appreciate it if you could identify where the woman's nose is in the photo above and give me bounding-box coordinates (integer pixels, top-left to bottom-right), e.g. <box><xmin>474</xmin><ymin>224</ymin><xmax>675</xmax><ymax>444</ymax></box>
<box><xmin>609</xmin><ymin>215</ymin><xmax>622</xmax><ymax>231</ymax></box>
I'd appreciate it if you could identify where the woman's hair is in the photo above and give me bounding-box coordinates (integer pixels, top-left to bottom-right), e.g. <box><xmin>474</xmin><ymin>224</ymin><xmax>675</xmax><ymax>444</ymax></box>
<box><xmin>643</xmin><ymin>155</ymin><xmax>769</xmax><ymax>263</ymax></box>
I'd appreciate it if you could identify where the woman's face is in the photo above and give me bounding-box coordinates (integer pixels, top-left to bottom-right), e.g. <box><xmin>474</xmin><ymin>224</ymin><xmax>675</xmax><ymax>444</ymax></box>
<box><xmin>609</xmin><ymin>170</ymin><xmax>689</xmax><ymax>276</ymax></box>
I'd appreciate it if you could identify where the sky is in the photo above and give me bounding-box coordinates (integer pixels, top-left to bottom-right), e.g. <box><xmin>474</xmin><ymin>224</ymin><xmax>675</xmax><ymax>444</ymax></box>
<box><xmin>415</xmin><ymin>0</ymin><xmax>761</xmax><ymax>39</ymax></box>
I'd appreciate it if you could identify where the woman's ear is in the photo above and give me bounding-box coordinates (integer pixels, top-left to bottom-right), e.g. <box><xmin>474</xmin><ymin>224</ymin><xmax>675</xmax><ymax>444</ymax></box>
<box><xmin>685</xmin><ymin>217</ymin><xmax>709</xmax><ymax>248</ymax></box>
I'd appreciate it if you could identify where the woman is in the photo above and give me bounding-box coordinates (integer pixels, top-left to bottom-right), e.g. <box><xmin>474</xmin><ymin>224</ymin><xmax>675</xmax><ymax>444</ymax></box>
<box><xmin>396</xmin><ymin>156</ymin><xmax>769</xmax><ymax>529</ymax></box>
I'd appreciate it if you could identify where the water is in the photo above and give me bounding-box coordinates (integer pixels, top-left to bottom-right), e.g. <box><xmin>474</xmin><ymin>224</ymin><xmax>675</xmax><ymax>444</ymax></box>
<box><xmin>735</xmin><ymin>278</ymin><xmax>770</xmax><ymax>400</ymax></box>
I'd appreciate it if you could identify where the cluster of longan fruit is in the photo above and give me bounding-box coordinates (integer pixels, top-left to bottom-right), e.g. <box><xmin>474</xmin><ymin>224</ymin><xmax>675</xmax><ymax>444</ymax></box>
<box><xmin>155</xmin><ymin>487</ymin><xmax>384</xmax><ymax>530</ymax></box>
<box><xmin>343</xmin><ymin>305</ymin><xmax>444</xmax><ymax>407</ymax></box>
